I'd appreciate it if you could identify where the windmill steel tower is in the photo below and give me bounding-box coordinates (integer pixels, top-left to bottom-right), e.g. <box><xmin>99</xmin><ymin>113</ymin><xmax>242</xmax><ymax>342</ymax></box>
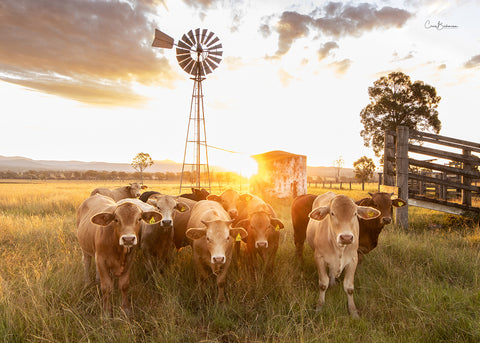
<box><xmin>152</xmin><ymin>28</ymin><xmax>223</xmax><ymax>192</ymax></box>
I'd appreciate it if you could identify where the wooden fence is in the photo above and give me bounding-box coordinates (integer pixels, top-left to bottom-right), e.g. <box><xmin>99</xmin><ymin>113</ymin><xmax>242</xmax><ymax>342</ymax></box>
<box><xmin>383</xmin><ymin>126</ymin><xmax>480</xmax><ymax>228</ymax></box>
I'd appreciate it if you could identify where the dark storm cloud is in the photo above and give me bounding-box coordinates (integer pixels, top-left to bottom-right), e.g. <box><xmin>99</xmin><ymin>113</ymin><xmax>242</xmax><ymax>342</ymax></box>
<box><xmin>0</xmin><ymin>0</ymin><xmax>176</xmax><ymax>107</ymax></box>
<box><xmin>464</xmin><ymin>54</ymin><xmax>480</xmax><ymax>69</ymax></box>
<box><xmin>272</xmin><ymin>2</ymin><xmax>412</xmax><ymax>56</ymax></box>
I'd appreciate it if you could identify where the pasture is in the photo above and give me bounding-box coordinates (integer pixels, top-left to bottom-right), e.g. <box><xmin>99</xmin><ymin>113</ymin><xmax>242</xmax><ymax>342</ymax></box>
<box><xmin>0</xmin><ymin>180</ymin><xmax>479</xmax><ymax>342</ymax></box>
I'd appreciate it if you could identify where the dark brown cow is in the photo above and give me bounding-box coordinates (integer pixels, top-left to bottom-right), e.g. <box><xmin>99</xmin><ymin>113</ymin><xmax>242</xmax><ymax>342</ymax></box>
<box><xmin>292</xmin><ymin>192</ymin><xmax>406</xmax><ymax>262</ymax></box>
<box><xmin>179</xmin><ymin>188</ymin><xmax>210</xmax><ymax>201</ymax></box>
<box><xmin>76</xmin><ymin>195</ymin><xmax>162</xmax><ymax>316</ymax></box>
<box><xmin>355</xmin><ymin>192</ymin><xmax>406</xmax><ymax>261</ymax></box>
<box><xmin>235</xmin><ymin>195</ymin><xmax>284</xmax><ymax>273</ymax></box>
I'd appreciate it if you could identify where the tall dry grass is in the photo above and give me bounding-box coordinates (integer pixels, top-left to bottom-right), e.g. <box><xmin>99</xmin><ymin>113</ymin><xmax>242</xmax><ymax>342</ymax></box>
<box><xmin>0</xmin><ymin>180</ymin><xmax>479</xmax><ymax>342</ymax></box>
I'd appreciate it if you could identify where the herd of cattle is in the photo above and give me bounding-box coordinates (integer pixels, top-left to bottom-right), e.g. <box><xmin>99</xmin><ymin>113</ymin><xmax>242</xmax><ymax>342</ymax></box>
<box><xmin>76</xmin><ymin>183</ymin><xmax>406</xmax><ymax>317</ymax></box>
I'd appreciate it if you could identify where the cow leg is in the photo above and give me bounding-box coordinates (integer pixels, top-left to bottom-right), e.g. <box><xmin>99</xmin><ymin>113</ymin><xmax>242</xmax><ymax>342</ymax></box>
<box><xmin>118</xmin><ymin>271</ymin><xmax>132</xmax><ymax>316</ymax></box>
<box><xmin>328</xmin><ymin>268</ymin><xmax>337</xmax><ymax>287</ymax></box>
<box><xmin>216</xmin><ymin>265</ymin><xmax>229</xmax><ymax>303</ymax></box>
<box><xmin>82</xmin><ymin>251</ymin><xmax>92</xmax><ymax>285</ymax></box>
<box><xmin>96</xmin><ymin>261</ymin><xmax>113</xmax><ymax>317</ymax></box>
<box><xmin>343</xmin><ymin>261</ymin><xmax>359</xmax><ymax>319</ymax></box>
<box><xmin>294</xmin><ymin>241</ymin><xmax>305</xmax><ymax>262</ymax></box>
<box><xmin>314</xmin><ymin>254</ymin><xmax>329</xmax><ymax>312</ymax></box>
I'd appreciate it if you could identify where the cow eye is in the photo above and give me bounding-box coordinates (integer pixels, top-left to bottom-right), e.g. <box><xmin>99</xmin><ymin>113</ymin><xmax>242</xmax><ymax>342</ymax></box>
<box><xmin>331</xmin><ymin>212</ymin><xmax>335</xmax><ymax>216</ymax></box>
<box><xmin>206</xmin><ymin>237</ymin><xmax>211</xmax><ymax>243</ymax></box>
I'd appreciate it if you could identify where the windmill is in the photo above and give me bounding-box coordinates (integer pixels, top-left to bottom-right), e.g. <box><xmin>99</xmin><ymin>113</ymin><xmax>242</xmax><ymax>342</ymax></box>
<box><xmin>152</xmin><ymin>28</ymin><xmax>223</xmax><ymax>192</ymax></box>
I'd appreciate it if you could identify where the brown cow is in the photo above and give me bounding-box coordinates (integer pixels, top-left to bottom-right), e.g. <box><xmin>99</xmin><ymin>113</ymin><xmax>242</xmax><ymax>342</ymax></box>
<box><xmin>179</xmin><ymin>188</ymin><xmax>210</xmax><ymax>201</ymax></box>
<box><xmin>185</xmin><ymin>200</ymin><xmax>247</xmax><ymax>303</ymax></box>
<box><xmin>235</xmin><ymin>195</ymin><xmax>284</xmax><ymax>273</ymax></box>
<box><xmin>292</xmin><ymin>192</ymin><xmax>406</xmax><ymax>262</ymax></box>
<box><xmin>307</xmin><ymin>192</ymin><xmax>380</xmax><ymax>318</ymax></box>
<box><xmin>355</xmin><ymin>192</ymin><xmax>406</xmax><ymax>261</ymax></box>
<box><xmin>90</xmin><ymin>183</ymin><xmax>147</xmax><ymax>202</ymax></box>
<box><xmin>76</xmin><ymin>194</ymin><xmax>162</xmax><ymax>316</ymax></box>
<box><xmin>140</xmin><ymin>194</ymin><xmax>190</xmax><ymax>266</ymax></box>
<box><xmin>207</xmin><ymin>189</ymin><xmax>249</xmax><ymax>221</ymax></box>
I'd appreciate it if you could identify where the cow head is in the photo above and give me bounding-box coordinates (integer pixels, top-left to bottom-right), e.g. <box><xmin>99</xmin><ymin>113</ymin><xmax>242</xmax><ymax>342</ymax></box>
<box><xmin>236</xmin><ymin>210</ymin><xmax>284</xmax><ymax>249</ymax></box>
<box><xmin>146</xmin><ymin>194</ymin><xmax>189</xmax><ymax>229</ymax></box>
<box><xmin>207</xmin><ymin>189</ymin><xmax>243</xmax><ymax>219</ymax></box>
<box><xmin>128</xmin><ymin>183</ymin><xmax>144</xmax><ymax>198</ymax></box>
<box><xmin>358</xmin><ymin>192</ymin><xmax>407</xmax><ymax>226</ymax></box>
<box><xmin>309</xmin><ymin>194</ymin><xmax>380</xmax><ymax>247</ymax></box>
<box><xmin>186</xmin><ymin>220</ymin><xmax>247</xmax><ymax>265</ymax></box>
<box><xmin>91</xmin><ymin>202</ymin><xmax>163</xmax><ymax>247</ymax></box>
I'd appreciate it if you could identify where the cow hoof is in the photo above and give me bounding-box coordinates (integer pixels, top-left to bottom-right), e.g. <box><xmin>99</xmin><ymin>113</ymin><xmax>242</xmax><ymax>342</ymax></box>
<box><xmin>349</xmin><ymin>310</ymin><xmax>360</xmax><ymax>319</ymax></box>
<box><xmin>315</xmin><ymin>304</ymin><xmax>324</xmax><ymax>312</ymax></box>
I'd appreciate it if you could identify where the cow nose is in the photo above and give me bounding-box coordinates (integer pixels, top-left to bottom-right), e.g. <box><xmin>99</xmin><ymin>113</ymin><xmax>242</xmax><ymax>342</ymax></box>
<box><xmin>339</xmin><ymin>234</ymin><xmax>354</xmax><ymax>245</ymax></box>
<box><xmin>228</xmin><ymin>209</ymin><xmax>238</xmax><ymax>218</ymax></box>
<box><xmin>382</xmin><ymin>217</ymin><xmax>392</xmax><ymax>224</ymax></box>
<box><xmin>212</xmin><ymin>256</ymin><xmax>225</xmax><ymax>264</ymax></box>
<box><xmin>121</xmin><ymin>234</ymin><xmax>137</xmax><ymax>246</ymax></box>
<box><xmin>255</xmin><ymin>241</ymin><xmax>268</xmax><ymax>249</ymax></box>
<box><xmin>161</xmin><ymin>219</ymin><xmax>172</xmax><ymax>227</ymax></box>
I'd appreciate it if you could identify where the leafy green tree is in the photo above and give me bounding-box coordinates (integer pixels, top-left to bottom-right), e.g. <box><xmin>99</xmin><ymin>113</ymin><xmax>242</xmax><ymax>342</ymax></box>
<box><xmin>353</xmin><ymin>156</ymin><xmax>376</xmax><ymax>183</ymax></box>
<box><xmin>360</xmin><ymin>71</ymin><xmax>441</xmax><ymax>157</ymax></box>
<box><xmin>131</xmin><ymin>152</ymin><xmax>154</xmax><ymax>184</ymax></box>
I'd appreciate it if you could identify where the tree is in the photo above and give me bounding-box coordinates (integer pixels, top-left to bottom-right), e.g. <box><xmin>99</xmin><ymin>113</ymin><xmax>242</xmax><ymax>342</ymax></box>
<box><xmin>353</xmin><ymin>156</ymin><xmax>376</xmax><ymax>184</ymax></box>
<box><xmin>333</xmin><ymin>156</ymin><xmax>344</xmax><ymax>182</ymax></box>
<box><xmin>131</xmin><ymin>152</ymin><xmax>154</xmax><ymax>184</ymax></box>
<box><xmin>360</xmin><ymin>71</ymin><xmax>441</xmax><ymax>157</ymax></box>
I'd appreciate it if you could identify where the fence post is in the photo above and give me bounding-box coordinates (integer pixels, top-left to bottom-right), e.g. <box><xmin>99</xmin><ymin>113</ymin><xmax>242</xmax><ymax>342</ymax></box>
<box><xmin>383</xmin><ymin>131</ymin><xmax>395</xmax><ymax>186</ymax></box>
<box><xmin>396</xmin><ymin>126</ymin><xmax>409</xmax><ymax>229</ymax></box>
<box><xmin>462</xmin><ymin>149</ymin><xmax>472</xmax><ymax>207</ymax></box>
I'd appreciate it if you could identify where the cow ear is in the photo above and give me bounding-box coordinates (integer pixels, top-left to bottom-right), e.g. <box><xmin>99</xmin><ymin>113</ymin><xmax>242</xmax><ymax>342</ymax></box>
<box><xmin>357</xmin><ymin>206</ymin><xmax>381</xmax><ymax>220</ymax></box>
<box><xmin>91</xmin><ymin>212</ymin><xmax>115</xmax><ymax>226</ymax></box>
<box><xmin>141</xmin><ymin>185</ymin><xmax>148</xmax><ymax>189</ymax></box>
<box><xmin>186</xmin><ymin>228</ymin><xmax>206</xmax><ymax>240</ymax></box>
<box><xmin>357</xmin><ymin>197</ymin><xmax>374</xmax><ymax>206</ymax></box>
<box><xmin>146</xmin><ymin>198</ymin><xmax>157</xmax><ymax>206</ymax></box>
<box><xmin>240</xmin><ymin>194</ymin><xmax>252</xmax><ymax>202</ymax></box>
<box><xmin>392</xmin><ymin>198</ymin><xmax>407</xmax><ymax>207</ymax></box>
<box><xmin>309</xmin><ymin>206</ymin><xmax>329</xmax><ymax>221</ymax></box>
<box><xmin>207</xmin><ymin>194</ymin><xmax>221</xmax><ymax>202</ymax></box>
<box><xmin>230</xmin><ymin>227</ymin><xmax>248</xmax><ymax>241</ymax></box>
<box><xmin>235</xmin><ymin>219</ymin><xmax>250</xmax><ymax>229</ymax></box>
<box><xmin>142</xmin><ymin>211</ymin><xmax>163</xmax><ymax>224</ymax></box>
<box><xmin>176</xmin><ymin>202</ymin><xmax>190</xmax><ymax>212</ymax></box>
<box><xmin>270</xmin><ymin>218</ymin><xmax>284</xmax><ymax>231</ymax></box>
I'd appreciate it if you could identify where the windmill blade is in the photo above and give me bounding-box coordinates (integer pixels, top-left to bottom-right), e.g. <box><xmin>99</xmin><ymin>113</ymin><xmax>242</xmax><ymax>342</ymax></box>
<box><xmin>203</xmin><ymin>31</ymin><xmax>215</xmax><ymax>46</ymax></box>
<box><xmin>205</xmin><ymin>58</ymin><xmax>218</xmax><ymax>72</ymax></box>
<box><xmin>200</xmin><ymin>29</ymin><xmax>208</xmax><ymax>44</ymax></box>
<box><xmin>178</xmin><ymin>40</ymin><xmax>193</xmax><ymax>51</ymax></box>
<box><xmin>180</xmin><ymin>34</ymin><xmax>194</xmax><ymax>48</ymax></box>
<box><xmin>183</xmin><ymin>58</ymin><xmax>196</xmax><ymax>74</ymax></box>
<box><xmin>187</xmin><ymin>30</ymin><xmax>197</xmax><ymax>46</ymax></box>
<box><xmin>194</xmin><ymin>28</ymin><xmax>201</xmax><ymax>45</ymax></box>
<box><xmin>206</xmin><ymin>36</ymin><xmax>219</xmax><ymax>47</ymax></box>
<box><xmin>203</xmin><ymin>61</ymin><xmax>212</xmax><ymax>74</ymax></box>
<box><xmin>206</xmin><ymin>55</ymin><xmax>222</xmax><ymax>65</ymax></box>
<box><xmin>208</xmin><ymin>50</ymin><xmax>223</xmax><ymax>57</ymax></box>
<box><xmin>176</xmin><ymin>53</ymin><xmax>191</xmax><ymax>65</ymax></box>
<box><xmin>207</xmin><ymin>43</ymin><xmax>222</xmax><ymax>51</ymax></box>
<box><xmin>152</xmin><ymin>29</ymin><xmax>174</xmax><ymax>49</ymax></box>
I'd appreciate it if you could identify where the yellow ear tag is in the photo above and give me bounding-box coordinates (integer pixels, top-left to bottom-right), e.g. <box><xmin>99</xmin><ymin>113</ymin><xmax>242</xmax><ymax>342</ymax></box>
<box><xmin>275</xmin><ymin>224</ymin><xmax>280</xmax><ymax>231</ymax></box>
<box><xmin>235</xmin><ymin>233</ymin><xmax>242</xmax><ymax>242</ymax></box>
<box><xmin>149</xmin><ymin>217</ymin><xmax>156</xmax><ymax>224</ymax></box>
<box><xmin>180</xmin><ymin>206</ymin><xmax>186</xmax><ymax>212</ymax></box>
<box><xmin>398</xmin><ymin>201</ymin><xmax>404</xmax><ymax>206</ymax></box>
<box><xmin>368</xmin><ymin>212</ymin><xmax>374</xmax><ymax>217</ymax></box>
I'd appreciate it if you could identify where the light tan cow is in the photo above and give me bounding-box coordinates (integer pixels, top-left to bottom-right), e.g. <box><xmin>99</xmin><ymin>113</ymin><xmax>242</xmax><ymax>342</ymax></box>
<box><xmin>207</xmin><ymin>189</ymin><xmax>249</xmax><ymax>221</ymax></box>
<box><xmin>76</xmin><ymin>194</ymin><xmax>162</xmax><ymax>316</ymax></box>
<box><xmin>235</xmin><ymin>194</ymin><xmax>284</xmax><ymax>273</ymax></box>
<box><xmin>140</xmin><ymin>194</ymin><xmax>190</xmax><ymax>266</ymax></box>
<box><xmin>306</xmin><ymin>192</ymin><xmax>380</xmax><ymax>318</ymax></box>
<box><xmin>90</xmin><ymin>183</ymin><xmax>147</xmax><ymax>202</ymax></box>
<box><xmin>185</xmin><ymin>200</ymin><xmax>248</xmax><ymax>303</ymax></box>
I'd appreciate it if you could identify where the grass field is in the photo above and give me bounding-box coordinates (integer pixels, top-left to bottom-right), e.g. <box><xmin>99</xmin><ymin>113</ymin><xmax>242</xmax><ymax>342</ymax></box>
<box><xmin>0</xmin><ymin>180</ymin><xmax>479</xmax><ymax>342</ymax></box>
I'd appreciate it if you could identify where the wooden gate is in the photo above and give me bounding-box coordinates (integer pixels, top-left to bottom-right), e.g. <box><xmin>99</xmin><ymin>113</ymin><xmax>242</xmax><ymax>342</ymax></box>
<box><xmin>383</xmin><ymin>126</ymin><xmax>480</xmax><ymax>228</ymax></box>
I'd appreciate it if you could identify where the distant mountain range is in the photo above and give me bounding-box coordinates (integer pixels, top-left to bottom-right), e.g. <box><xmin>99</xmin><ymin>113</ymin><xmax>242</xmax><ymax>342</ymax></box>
<box><xmin>0</xmin><ymin>155</ymin><xmax>183</xmax><ymax>173</ymax></box>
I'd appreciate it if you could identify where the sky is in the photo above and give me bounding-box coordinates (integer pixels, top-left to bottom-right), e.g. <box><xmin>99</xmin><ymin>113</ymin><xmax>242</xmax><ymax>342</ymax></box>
<box><xmin>1</xmin><ymin>0</ymin><xmax>479</xmax><ymax>177</ymax></box>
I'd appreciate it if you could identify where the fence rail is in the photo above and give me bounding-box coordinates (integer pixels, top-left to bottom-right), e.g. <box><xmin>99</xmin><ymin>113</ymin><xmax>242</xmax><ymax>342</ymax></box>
<box><xmin>384</xmin><ymin>126</ymin><xmax>480</xmax><ymax>228</ymax></box>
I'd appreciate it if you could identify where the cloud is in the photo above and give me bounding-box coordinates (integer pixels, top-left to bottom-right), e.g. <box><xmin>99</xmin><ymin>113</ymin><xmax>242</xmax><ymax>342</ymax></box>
<box><xmin>182</xmin><ymin>0</ymin><xmax>217</xmax><ymax>10</ymax></box>
<box><xmin>329</xmin><ymin>59</ymin><xmax>352</xmax><ymax>75</ymax></box>
<box><xmin>318</xmin><ymin>41</ymin><xmax>339</xmax><ymax>60</ymax></box>
<box><xmin>272</xmin><ymin>2</ymin><xmax>412</xmax><ymax>56</ymax></box>
<box><xmin>0</xmin><ymin>0</ymin><xmax>177</xmax><ymax>107</ymax></box>
<box><xmin>464</xmin><ymin>55</ymin><xmax>480</xmax><ymax>69</ymax></box>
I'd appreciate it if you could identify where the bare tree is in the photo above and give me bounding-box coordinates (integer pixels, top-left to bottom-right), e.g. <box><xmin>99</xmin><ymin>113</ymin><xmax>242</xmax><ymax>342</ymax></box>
<box><xmin>333</xmin><ymin>156</ymin><xmax>344</xmax><ymax>182</ymax></box>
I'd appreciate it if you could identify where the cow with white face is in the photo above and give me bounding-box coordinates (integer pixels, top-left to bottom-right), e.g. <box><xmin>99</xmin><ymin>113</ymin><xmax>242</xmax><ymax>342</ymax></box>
<box><xmin>139</xmin><ymin>194</ymin><xmax>190</xmax><ymax>265</ymax></box>
<box><xmin>185</xmin><ymin>200</ymin><xmax>247</xmax><ymax>303</ymax></box>
<box><xmin>77</xmin><ymin>194</ymin><xmax>162</xmax><ymax>316</ymax></box>
<box><xmin>306</xmin><ymin>192</ymin><xmax>380</xmax><ymax>318</ymax></box>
